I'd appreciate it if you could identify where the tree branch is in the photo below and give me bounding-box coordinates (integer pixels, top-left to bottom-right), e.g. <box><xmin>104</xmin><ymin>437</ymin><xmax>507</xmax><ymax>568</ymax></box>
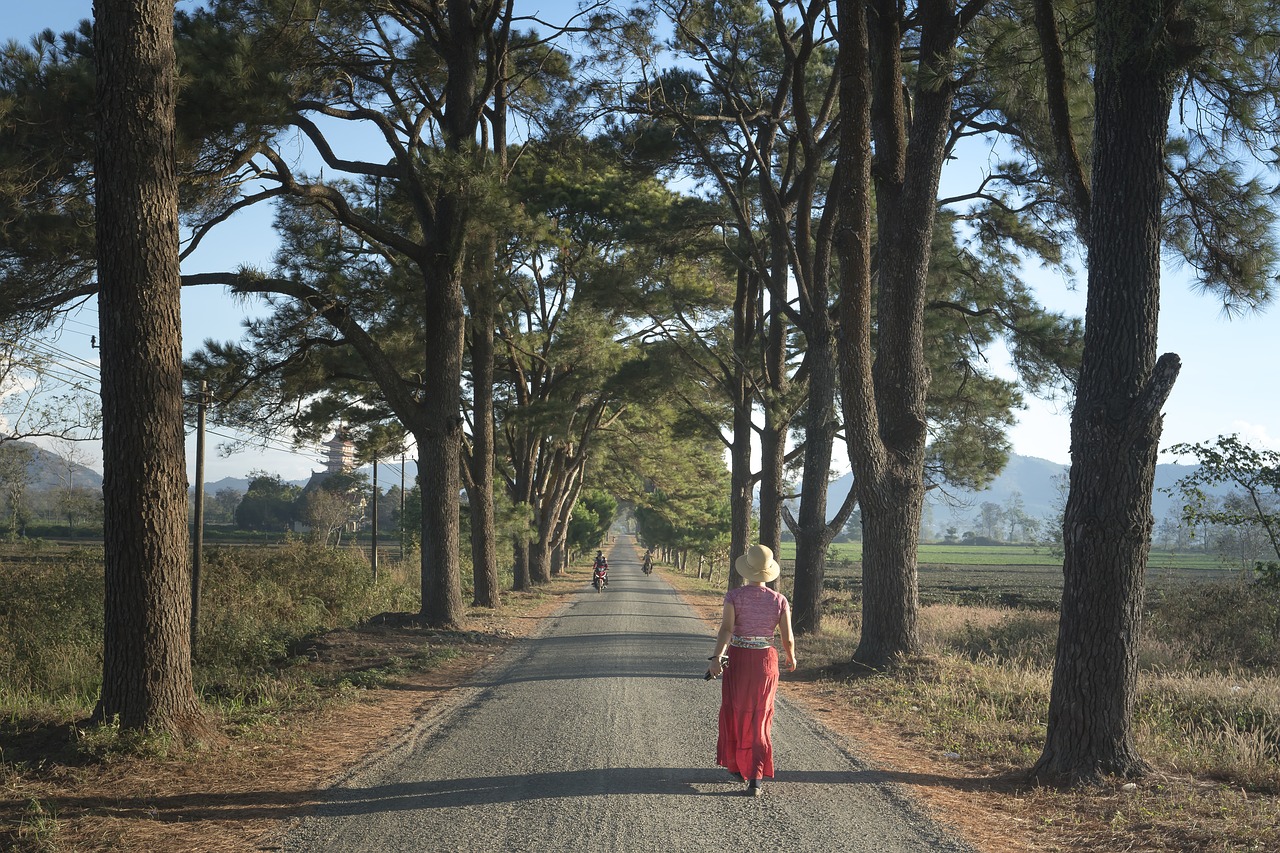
<box><xmin>181</xmin><ymin>271</ymin><xmax>422</xmax><ymax>419</ymax></box>
<box><xmin>1030</xmin><ymin>0</ymin><xmax>1092</xmax><ymax>244</ymax></box>
<box><xmin>1126</xmin><ymin>352</ymin><xmax>1182</xmax><ymax>446</ymax></box>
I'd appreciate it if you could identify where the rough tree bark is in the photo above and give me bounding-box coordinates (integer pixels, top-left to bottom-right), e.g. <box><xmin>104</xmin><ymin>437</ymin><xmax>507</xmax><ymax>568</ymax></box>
<box><xmin>1034</xmin><ymin>0</ymin><xmax>1184</xmax><ymax>783</ymax></box>
<box><xmin>512</xmin><ymin>535</ymin><xmax>531</xmax><ymax>591</ymax></box>
<box><xmin>789</xmin><ymin>324</ymin><xmax>845</xmax><ymax>634</ymax></box>
<box><xmin>417</xmin><ymin>261</ymin><xmax>467</xmax><ymax>626</ymax></box>
<box><xmin>834</xmin><ymin>0</ymin><xmax>878</xmax><ymax>657</ymax></box>
<box><xmin>466</xmin><ymin>259</ymin><xmax>501</xmax><ymax>608</ymax></box>
<box><xmin>92</xmin><ymin>0</ymin><xmax>208</xmax><ymax>741</ymax></box>
<box><xmin>835</xmin><ymin>0</ymin><xmax>967</xmax><ymax>668</ymax></box>
<box><xmin>463</xmin><ymin>42</ymin><xmax>513</xmax><ymax>610</ymax></box>
<box><xmin>411</xmin><ymin>0</ymin><xmax>505</xmax><ymax>627</ymax></box>
<box><xmin>728</xmin><ymin>264</ymin><xmax>760</xmax><ymax>589</ymax></box>
<box><xmin>756</xmin><ymin>286</ymin><xmax>791</xmax><ymax>576</ymax></box>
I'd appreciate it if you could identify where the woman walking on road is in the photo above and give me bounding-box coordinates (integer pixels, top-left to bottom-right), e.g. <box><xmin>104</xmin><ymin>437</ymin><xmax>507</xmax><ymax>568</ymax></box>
<box><xmin>707</xmin><ymin>544</ymin><xmax>797</xmax><ymax>796</ymax></box>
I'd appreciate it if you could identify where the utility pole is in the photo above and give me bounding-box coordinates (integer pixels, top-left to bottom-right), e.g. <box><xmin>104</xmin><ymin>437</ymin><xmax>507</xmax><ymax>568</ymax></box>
<box><xmin>190</xmin><ymin>380</ymin><xmax>208</xmax><ymax>653</ymax></box>
<box><xmin>400</xmin><ymin>451</ymin><xmax>406</xmax><ymax>561</ymax></box>
<box><xmin>371</xmin><ymin>456</ymin><xmax>379</xmax><ymax>583</ymax></box>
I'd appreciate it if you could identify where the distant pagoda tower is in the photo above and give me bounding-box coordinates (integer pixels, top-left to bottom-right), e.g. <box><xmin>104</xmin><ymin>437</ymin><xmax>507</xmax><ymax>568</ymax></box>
<box><xmin>323</xmin><ymin>427</ymin><xmax>356</xmax><ymax>474</ymax></box>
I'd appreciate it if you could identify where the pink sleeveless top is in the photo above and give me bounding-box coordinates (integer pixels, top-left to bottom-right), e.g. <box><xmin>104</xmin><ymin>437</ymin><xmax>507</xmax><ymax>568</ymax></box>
<box><xmin>724</xmin><ymin>585</ymin><xmax>789</xmax><ymax>638</ymax></box>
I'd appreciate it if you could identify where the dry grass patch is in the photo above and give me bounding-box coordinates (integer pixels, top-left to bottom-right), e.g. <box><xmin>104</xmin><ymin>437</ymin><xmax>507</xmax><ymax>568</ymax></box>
<box><xmin>1137</xmin><ymin>671</ymin><xmax>1280</xmax><ymax>790</ymax></box>
<box><xmin>660</xmin><ymin>565</ymin><xmax>1280</xmax><ymax>853</ymax></box>
<box><xmin>0</xmin><ymin>573</ymin><xmax>584</xmax><ymax>853</ymax></box>
<box><xmin>920</xmin><ymin>603</ymin><xmax>1011</xmax><ymax>636</ymax></box>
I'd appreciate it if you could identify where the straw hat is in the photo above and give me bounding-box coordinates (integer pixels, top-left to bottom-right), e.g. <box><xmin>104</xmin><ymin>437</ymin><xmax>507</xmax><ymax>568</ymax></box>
<box><xmin>735</xmin><ymin>543</ymin><xmax>780</xmax><ymax>583</ymax></box>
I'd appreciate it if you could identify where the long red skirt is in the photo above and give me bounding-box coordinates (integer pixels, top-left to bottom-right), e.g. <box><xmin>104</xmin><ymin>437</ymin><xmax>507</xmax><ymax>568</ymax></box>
<box><xmin>716</xmin><ymin>646</ymin><xmax>779</xmax><ymax>781</ymax></box>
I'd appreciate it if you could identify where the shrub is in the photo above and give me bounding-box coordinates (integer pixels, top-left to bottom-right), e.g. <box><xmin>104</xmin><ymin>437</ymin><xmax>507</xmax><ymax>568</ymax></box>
<box><xmin>196</xmin><ymin>543</ymin><xmax>419</xmax><ymax>686</ymax></box>
<box><xmin>1146</xmin><ymin>580</ymin><xmax>1279</xmax><ymax>672</ymax></box>
<box><xmin>0</xmin><ymin>548</ymin><xmax>104</xmax><ymax>710</ymax></box>
<box><xmin>0</xmin><ymin>541</ymin><xmax>422</xmax><ymax>715</ymax></box>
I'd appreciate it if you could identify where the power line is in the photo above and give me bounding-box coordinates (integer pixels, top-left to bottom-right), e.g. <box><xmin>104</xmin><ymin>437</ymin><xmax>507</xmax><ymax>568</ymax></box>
<box><xmin>5</xmin><ymin>334</ymin><xmax>100</xmax><ymax>378</ymax></box>
<box><xmin>201</xmin><ymin>425</ymin><xmax>330</xmax><ymax>463</ymax></box>
<box><xmin>5</xmin><ymin>334</ymin><xmax>421</xmax><ymax>479</ymax></box>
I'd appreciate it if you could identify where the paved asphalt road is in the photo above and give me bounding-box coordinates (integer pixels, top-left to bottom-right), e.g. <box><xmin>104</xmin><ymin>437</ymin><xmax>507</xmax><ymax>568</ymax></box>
<box><xmin>273</xmin><ymin>536</ymin><xmax>973</xmax><ymax>853</ymax></box>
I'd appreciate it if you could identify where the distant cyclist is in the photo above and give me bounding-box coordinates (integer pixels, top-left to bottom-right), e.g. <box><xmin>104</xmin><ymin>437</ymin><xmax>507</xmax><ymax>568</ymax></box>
<box><xmin>593</xmin><ymin>550</ymin><xmax>609</xmax><ymax>587</ymax></box>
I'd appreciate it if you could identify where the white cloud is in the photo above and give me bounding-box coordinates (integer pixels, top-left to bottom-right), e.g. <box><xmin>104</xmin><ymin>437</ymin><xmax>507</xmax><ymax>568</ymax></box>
<box><xmin>0</xmin><ymin>369</ymin><xmax>39</xmax><ymax>400</ymax></box>
<box><xmin>1231</xmin><ymin>421</ymin><xmax>1279</xmax><ymax>451</ymax></box>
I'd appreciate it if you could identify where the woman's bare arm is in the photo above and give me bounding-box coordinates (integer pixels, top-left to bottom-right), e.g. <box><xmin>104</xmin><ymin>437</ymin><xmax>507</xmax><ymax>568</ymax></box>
<box><xmin>779</xmin><ymin>604</ymin><xmax>797</xmax><ymax>672</ymax></box>
<box><xmin>709</xmin><ymin>603</ymin><xmax>735</xmax><ymax>677</ymax></box>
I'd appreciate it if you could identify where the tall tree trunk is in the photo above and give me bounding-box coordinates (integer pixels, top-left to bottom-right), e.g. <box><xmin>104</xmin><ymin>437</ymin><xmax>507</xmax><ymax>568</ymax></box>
<box><xmin>1034</xmin><ymin>0</ymin><xmax>1182</xmax><ymax>783</ymax></box>
<box><xmin>757</xmin><ymin>293</ymin><xmax>788</xmax><ymax>568</ymax></box>
<box><xmin>728</xmin><ymin>264</ymin><xmax>758</xmax><ymax>588</ymax></box>
<box><xmin>512</xmin><ymin>534</ymin><xmax>531</xmax><ymax>591</ymax></box>
<box><xmin>412</xmin><ymin>0</ymin><xmax>496</xmax><ymax>628</ymax></box>
<box><xmin>549</xmin><ymin>512</ymin><xmax>567</xmax><ymax>576</ymax></box>
<box><xmin>418</xmin><ymin>271</ymin><xmax>466</xmax><ymax>626</ymax></box>
<box><xmin>774</xmin><ymin>1</ymin><xmax>844</xmax><ymax>622</ymax></box>
<box><xmin>551</xmin><ymin>467</ymin><xmax>584</xmax><ymax>577</ymax></box>
<box><xmin>756</xmin><ymin>415</ymin><xmax>785</xmax><ymax>559</ymax></box>
<box><xmin>530</xmin><ymin>480</ymin><xmax>554</xmax><ymax>584</ymax></box>
<box><xmin>466</xmin><ymin>48</ymin><xmax>511</xmax><ymax>609</ymax></box>
<box><xmin>728</xmin><ymin>398</ymin><xmax>753</xmax><ymax>589</ymax></box>
<box><xmin>529</xmin><ymin>534</ymin><xmax>551</xmax><ymax>583</ymax></box>
<box><xmin>529</xmin><ymin>444</ymin><xmax>572</xmax><ymax>583</ymax></box>
<box><xmin>467</xmin><ymin>250</ymin><xmax>500</xmax><ymax>608</ymax></box>
<box><xmin>508</xmin><ymin>440</ymin><xmax>535</xmax><ymax>591</ymax></box>
<box><xmin>92</xmin><ymin>0</ymin><xmax>207</xmax><ymax>741</ymax></box>
<box><xmin>834</xmin><ymin>0</ymin><xmax>920</xmax><ymax>668</ymax></box>
<box><xmin>856</xmin><ymin>468</ymin><xmax>925</xmax><ymax>662</ymax></box>
<box><xmin>790</xmin><ymin>319</ymin><xmax>839</xmax><ymax>635</ymax></box>
<box><xmin>835</xmin><ymin>0</ymin><xmax>958</xmax><ymax>669</ymax></box>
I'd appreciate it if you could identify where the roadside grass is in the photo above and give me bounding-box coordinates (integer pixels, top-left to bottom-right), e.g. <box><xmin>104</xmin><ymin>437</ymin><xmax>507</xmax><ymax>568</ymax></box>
<box><xmin>0</xmin><ymin>541</ymin><xmax>585</xmax><ymax>851</ymax></box>
<box><xmin>0</xmin><ymin>547</ymin><xmax>104</xmax><ymax>717</ymax></box>
<box><xmin>662</xmin><ymin>564</ymin><xmax>1280</xmax><ymax>852</ymax></box>
<box><xmin>0</xmin><ymin>541</ymin><xmax>423</xmax><ymax>728</ymax></box>
<box><xmin>4</xmin><ymin>537</ymin><xmax>1275</xmax><ymax>852</ymax></box>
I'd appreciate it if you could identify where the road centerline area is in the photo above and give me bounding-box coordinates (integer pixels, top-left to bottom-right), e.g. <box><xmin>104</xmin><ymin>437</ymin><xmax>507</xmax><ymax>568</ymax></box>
<box><xmin>273</xmin><ymin>536</ymin><xmax>973</xmax><ymax>853</ymax></box>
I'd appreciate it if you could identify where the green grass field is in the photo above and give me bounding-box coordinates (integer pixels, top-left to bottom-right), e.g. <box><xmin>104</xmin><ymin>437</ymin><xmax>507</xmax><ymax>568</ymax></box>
<box><xmin>776</xmin><ymin>540</ymin><xmax>1247</xmax><ymax>609</ymax></box>
<box><xmin>781</xmin><ymin>540</ymin><xmax>1231</xmax><ymax>569</ymax></box>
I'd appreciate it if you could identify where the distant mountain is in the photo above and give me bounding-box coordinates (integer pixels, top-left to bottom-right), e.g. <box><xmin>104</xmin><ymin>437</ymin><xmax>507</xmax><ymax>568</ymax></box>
<box><xmin>202</xmin><ymin>475</ymin><xmax>306</xmax><ymax>495</ymax></box>
<box><xmin>200</xmin><ymin>458</ymin><xmax>417</xmax><ymax>496</ymax></box>
<box><xmin>824</xmin><ymin>453</ymin><xmax>1219</xmax><ymax>538</ymax></box>
<box><xmin>0</xmin><ymin>438</ymin><xmax>103</xmax><ymax>491</ymax></box>
<box><xmin>925</xmin><ymin>454</ymin><xmax>1068</xmax><ymax>534</ymax></box>
<box><xmin>203</xmin><ymin>476</ymin><xmax>255</xmax><ymax>495</ymax></box>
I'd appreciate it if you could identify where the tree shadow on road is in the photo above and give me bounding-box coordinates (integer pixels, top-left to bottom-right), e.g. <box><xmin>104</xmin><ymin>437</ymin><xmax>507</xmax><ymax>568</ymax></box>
<box><xmin>13</xmin><ymin>763</ymin><xmax>1023</xmax><ymax>829</ymax></box>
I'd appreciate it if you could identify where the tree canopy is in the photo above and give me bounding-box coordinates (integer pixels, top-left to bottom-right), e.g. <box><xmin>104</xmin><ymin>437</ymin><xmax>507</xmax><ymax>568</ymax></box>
<box><xmin>2</xmin><ymin>0</ymin><xmax>1280</xmax><ymax>779</ymax></box>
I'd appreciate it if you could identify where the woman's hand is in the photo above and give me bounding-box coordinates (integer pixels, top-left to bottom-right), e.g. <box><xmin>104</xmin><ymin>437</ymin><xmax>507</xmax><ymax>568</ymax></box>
<box><xmin>784</xmin><ymin>651</ymin><xmax>797</xmax><ymax>672</ymax></box>
<box><xmin>709</xmin><ymin>656</ymin><xmax>727</xmax><ymax>678</ymax></box>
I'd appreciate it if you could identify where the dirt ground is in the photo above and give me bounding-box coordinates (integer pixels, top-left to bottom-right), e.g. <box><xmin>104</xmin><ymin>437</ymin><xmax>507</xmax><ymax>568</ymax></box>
<box><xmin>0</xmin><ymin>571</ymin><xmax>1247</xmax><ymax>852</ymax></box>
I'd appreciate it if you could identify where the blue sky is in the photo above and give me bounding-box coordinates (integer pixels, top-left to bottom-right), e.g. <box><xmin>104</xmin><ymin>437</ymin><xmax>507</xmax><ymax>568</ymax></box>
<box><xmin>4</xmin><ymin>1</ymin><xmax>1278</xmax><ymax>483</ymax></box>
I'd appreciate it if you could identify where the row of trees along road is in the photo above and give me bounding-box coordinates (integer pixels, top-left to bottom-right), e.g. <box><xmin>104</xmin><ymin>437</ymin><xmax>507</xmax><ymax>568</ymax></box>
<box><xmin>1</xmin><ymin>0</ymin><xmax>1278</xmax><ymax>783</ymax></box>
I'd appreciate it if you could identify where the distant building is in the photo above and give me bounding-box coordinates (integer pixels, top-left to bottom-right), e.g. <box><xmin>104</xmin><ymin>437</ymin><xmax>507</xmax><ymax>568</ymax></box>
<box><xmin>323</xmin><ymin>427</ymin><xmax>356</xmax><ymax>474</ymax></box>
<box><xmin>294</xmin><ymin>427</ymin><xmax>366</xmax><ymax>539</ymax></box>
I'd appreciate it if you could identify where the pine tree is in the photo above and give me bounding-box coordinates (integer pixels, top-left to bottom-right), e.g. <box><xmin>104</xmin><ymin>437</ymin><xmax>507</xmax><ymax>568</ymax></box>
<box><xmin>1025</xmin><ymin>0</ymin><xmax>1280</xmax><ymax>784</ymax></box>
<box><xmin>92</xmin><ymin>0</ymin><xmax>208</xmax><ymax>742</ymax></box>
